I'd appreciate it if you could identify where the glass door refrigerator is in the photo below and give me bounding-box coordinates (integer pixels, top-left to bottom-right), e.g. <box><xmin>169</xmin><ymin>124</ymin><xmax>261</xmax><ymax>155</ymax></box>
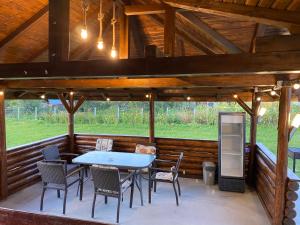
<box><xmin>218</xmin><ymin>112</ymin><xmax>245</xmax><ymax>193</ymax></box>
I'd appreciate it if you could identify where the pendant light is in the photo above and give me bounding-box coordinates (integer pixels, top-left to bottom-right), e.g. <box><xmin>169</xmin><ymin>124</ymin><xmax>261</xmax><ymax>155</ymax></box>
<box><xmin>97</xmin><ymin>0</ymin><xmax>104</xmax><ymax>49</ymax></box>
<box><xmin>81</xmin><ymin>0</ymin><xmax>89</xmax><ymax>40</ymax></box>
<box><xmin>110</xmin><ymin>0</ymin><xmax>117</xmax><ymax>58</ymax></box>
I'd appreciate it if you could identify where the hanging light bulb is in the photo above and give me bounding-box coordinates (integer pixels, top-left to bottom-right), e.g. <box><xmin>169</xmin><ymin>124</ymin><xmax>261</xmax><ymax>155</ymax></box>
<box><xmin>233</xmin><ymin>94</ymin><xmax>238</xmax><ymax>99</ymax></box>
<box><xmin>145</xmin><ymin>94</ymin><xmax>149</xmax><ymax>98</ymax></box>
<box><xmin>40</xmin><ymin>94</ymin><xmax>46</xmax><ymax>99</ymax></box>
<box><xmin>187</xmin><ymin>96</ymin><xmax>191</xmax><ymax>101</ymax></box>
<box><xmin>81</xmin><ymin>0</ymin><xmax>89</xmax><ymax>40</ymax></box>
<box><xmin>256</xmin><ymin>96</ymin><xmax>261</xmax><ymax>101</ymax></box>
<box><xmin>97</xmin><ymin>0</ymin><xmax>104</xmax><ymax>50</ymax></box>
<box><xmin>106</xmin><ymin>97</ymin><xmax>110</xmax><ymax>101</ymax></box>
<box><xmin>0</xmin><ymin>91</ymin><xmax>4</xmax><ymax>96</ymax></box>
<box><xmin>270</xmin><ymin>90</ymin><xmax>276</xmax><ymax>96</ymax></box>
<box><xmin>111</xmin><ymin>0</ymin><xmax>117</xmax><ymax>58</ymax></box>
<box><xmin>111</xmin><ymin>46</ymin><xmax>117</xmax><ymax>58</ymax></box>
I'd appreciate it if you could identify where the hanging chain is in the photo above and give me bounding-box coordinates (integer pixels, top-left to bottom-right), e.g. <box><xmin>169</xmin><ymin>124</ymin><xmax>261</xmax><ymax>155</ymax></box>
<box><xmin>98</xmin><ymin>0</ymin><xmax>104</xmax><ymax>40</ymax></box>
<box><xmin>111</xmin><ymin>0</ymin><xmax>117</xmax><ymax>48</ymax></box>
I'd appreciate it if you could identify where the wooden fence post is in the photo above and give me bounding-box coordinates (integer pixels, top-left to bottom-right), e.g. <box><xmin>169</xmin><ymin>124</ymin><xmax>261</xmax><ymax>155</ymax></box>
<box><xmin>0</xmin><ymin>90</ymin><xmax>7</xmax><ymax>199</ymax></box>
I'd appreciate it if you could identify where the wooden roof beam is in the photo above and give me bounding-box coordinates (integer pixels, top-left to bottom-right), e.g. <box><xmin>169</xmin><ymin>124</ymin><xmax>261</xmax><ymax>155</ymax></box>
<box><xmin>177</xmin><ymin>12</ymin><xmax>243</xmax><ymax>54</ymax></box>
<box><xmin>0</xmin><ymin>52</ymin><xmax>299</xmax><ymax>79</ymax></box>
<box><xmin>125</xmin><ymin>4</ymin><xmax>166</xmax><ymax>15</ymax></box>
<box><xmin>163</xmin><ymin>0</ymin><xmax>300</xmax><ymax>29</ymax></box>
<box><xmin>0</xmin><ymin>5</ymin><xmax>48</xmax><ymax>50</ymax></box>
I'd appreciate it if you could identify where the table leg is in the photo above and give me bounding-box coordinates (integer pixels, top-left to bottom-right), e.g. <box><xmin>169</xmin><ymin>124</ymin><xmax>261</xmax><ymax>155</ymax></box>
<box><xmin>80</xmin><ymin>168</ymin><xmax>84</xmax><ymax>201</ymax></box>
<box><xmin>293</xmin><ymin>156</ymin><xmax>296</xmax><ymax>173</ymax></box>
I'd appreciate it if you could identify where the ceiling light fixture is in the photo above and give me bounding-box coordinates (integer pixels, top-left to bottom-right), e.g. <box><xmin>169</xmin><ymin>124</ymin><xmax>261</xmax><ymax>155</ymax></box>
<box><xmin>110</xmin><ymin>0</ymin><xmax>117</xmax><ymax>58</ymax></box>
<box><xmin>81</xmin><ymin>0</ymin><xmax>89</xmax><ymax>40</ymax></box>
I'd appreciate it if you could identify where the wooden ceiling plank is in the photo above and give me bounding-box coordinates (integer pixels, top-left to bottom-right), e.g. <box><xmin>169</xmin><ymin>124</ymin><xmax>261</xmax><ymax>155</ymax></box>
<box><xmin>177</xmin><ymin>12</ymin><xmax>243</xmax><ymax>54</ymax></box>
<box><xmin>125</xmin><ymin>4</ymin><xmax>166</xmax><ymax>15</ymax></box>
<box><xmin>0</xmin><ymin>5</ymin><xmax>49</xmax><ymax>50</ymax></box>
<box><xmin>163</xmin><ymin>0</ymin><xmax>300</xmax><ymax>28</ymax></box>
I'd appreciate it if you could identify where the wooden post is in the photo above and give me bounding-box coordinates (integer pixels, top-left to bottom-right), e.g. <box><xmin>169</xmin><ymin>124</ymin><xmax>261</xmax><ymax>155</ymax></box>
<box><xmin>119</xmin><ymin>8</ymin><xmax>130</xmax><ymax>59</ymax></box>
<box><xmin>49</xmin><ymin>0</ymin><xmax>70</xmax><ymax>63</ymax></box>
<box><xmin>0</xmin><ymin>90</ymin><xmax>7</xmax><ymax>199</ymax></box>
<box><xmin>149</xmin><ymin>94</ymin><xmax>155</xmax><ymax>143</ymax></box>
<box><xmin>144</xmin><ymin>45</ymin><xmax>157</xmax><ymax>58</ymax></box>
<box><xmin>273</xmin><ymin>86</ymin><xmax>291</xmax><ymax>225</ymax></box>
<box><xmin>248</xmin><ymin>92</ymin><xmax>260</xmax><ymax>184</ymax></box>
<box><xmin>164</xmin><ymin>5</ymin><xmax>175</xmax><ymax>57</ymax></box>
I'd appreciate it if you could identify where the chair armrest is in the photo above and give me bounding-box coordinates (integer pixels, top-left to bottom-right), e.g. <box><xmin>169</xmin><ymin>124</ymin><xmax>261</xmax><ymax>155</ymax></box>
<box><xmin>120</xmin><ymin>172</ymin><xmax>135</xmax><ymax>184</ymax></box>
<box><xmin>66</xmin><ymin>166</ymin><xmax>84</xmax><ymax>178</ymax></box>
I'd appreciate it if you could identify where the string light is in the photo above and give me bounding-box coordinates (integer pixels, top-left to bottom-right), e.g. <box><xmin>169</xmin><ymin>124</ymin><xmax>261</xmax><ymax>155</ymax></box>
<box><xmin>256</xmin><ymin>97</ymin><xmax>261</xmax><ymax>101</ymax></box>
<box><xmin>187</xmin><ymin>96</ymin><xmax>191</xmax><ymax>101</ymax></box>
<box><xmin>111</xmin><ymin>0</ymin><xmax>117</xmax><ymax>58</ymax></box>
<box><xmin>97</xmin><ymin>0</ymin><xmax>104</xmax><ymax>50</ymax></box>
<box><xmin>293</xmin><ymin>83</ymin><xmax>300</xmax><ymax>90</ymax></box>
<box><xmin>270</xmin><ymin>90</ymin><xmax>276</xmax><ymax>96</ymax></box>
<box><xmin>81</xmin><ymin>0</ymin><xmax>89</xmax><ymax>40</ymax></box>
<box><xmin>233</xmin><ymin>94</ymin><xmax>238</xmax><ymax>99</ymax></box>
<box><xmin>106</xmin><ymin>97</ymin><xmax>110</xmax><ymax>101</ymax></box>
<box><xmin>40</xmin><ymin>94</ymin><xmax>46</xmax><ymax>99</ymax></box>
<box><xmin>70</xmin><ymin>91</ymin><xmax>74</xmax><ymax>96</ymax></box>
<box><xmin>145</xmin><ymin>94</ymin><xmax>149</xmax><ymax>98</ymax></box>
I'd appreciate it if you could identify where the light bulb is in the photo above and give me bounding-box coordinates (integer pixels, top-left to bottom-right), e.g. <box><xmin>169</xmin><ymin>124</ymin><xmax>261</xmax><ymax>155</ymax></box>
<box><xmin>0</xmin><ymin>91</ymin><xmax>4</xmax><ymax>96</ymax></box>
<box><xmin>70</xmin><ymin>91</ymin><xmax>74</xmax><ymax>96</ymax></box>
<box><xmin>145</xmin><ymin>94</ymin><xmax>149</xmax><ymax>98</ymax></box>
<box><xmin>294</xmin><ymin>83</ymin><xmax>300</xmax><ymax>90</ymax></box>
<box><xmin>41</xmin><ymin>94</ymin><xmax>45</xmax><ymax>99</ymax></box>
<box><xmin>97</xmin><ymin>40</ymin><xmax>104</xmax><ymax>50</ymax></box>
<box><xmin>106</xmin><ymin>98</ymin><xmax>110</xmax><ymax>101</ymax></box>
<box><xmin>270</xmin><ymin>90</ymin><xmax>276</xmax><ymax>96</ymax></box>
<box><xmin>256</xmin><ymin>97</ymin><xmax>261</xmax><ymax>101</ymax></box>
<box><xmin>111</xmin><ymin>47</ymin><xmax>117</xmax><ymax>58</ymax></box>
<box><xmin>258</xmin><ymin>107</ymin><xmax>267</xmax><ymax>117</ymax></box>
<box><xmin>233</xmin><ymin>94</ymin><xmax>238</xmax><ymax>99</ymax></box>
<box><xmin>187</xmin><ymin>96</ymin><xmax>191</xmax><ymax>101</ymax></box>
<box><xmin>81</xmin><ymin>28</ymin><xmax>88</xmax><ymax>39</ymax></box>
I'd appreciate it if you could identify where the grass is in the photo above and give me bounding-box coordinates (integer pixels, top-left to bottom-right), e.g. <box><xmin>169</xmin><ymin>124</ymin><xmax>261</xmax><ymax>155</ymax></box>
<box><xmin>6</xmin><ymin>119</ymin><xmax>300</xmax><ymax>176</ymax></box>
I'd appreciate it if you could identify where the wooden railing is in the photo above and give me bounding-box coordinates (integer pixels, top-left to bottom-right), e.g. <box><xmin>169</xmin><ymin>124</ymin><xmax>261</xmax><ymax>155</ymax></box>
<box><xmin>6</xmin><ymin>135</ymin><xmax>69</xmax><ymax>195</ymax></box>
<box><xmin>255</xmin><ymin>143</ymin><xmax>299</xmax><ymax>225</ymax></box>
<box><xmin>0</xmin><ymin>207</ymin><xmax>111</xmax><ymax>225</ymax></box>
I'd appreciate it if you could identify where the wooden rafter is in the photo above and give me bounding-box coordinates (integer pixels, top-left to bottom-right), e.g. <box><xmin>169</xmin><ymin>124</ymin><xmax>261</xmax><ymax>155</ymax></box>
<box><xmin>163</xmin><ymin>0</ymin><xmax>300</xmax><ymax>29</ymax></box>
<box><xmin>125</xmin><ymin>4</ymin><xmax>165</xmax><ymax>15</ymax></box>
<box><xmin>164</xmin><ymin>5</ymin><xmax>176</xmax><ymax>56</ymax></box>
<box><xmin>0</xmin><ymin>5</ymin><xmax>48</xmax><ymax>50</ymax></box>
<box><xmin>235</xmin><ymin>96</ymin><xmax>253</xmax><ymax>116</ymax></box>
<box><xmin>131</xmin><ymin>16</ymin><xmax>146</xmax><ymax>57</ymax></box>
<box><xmin>177</xmin><ymin>12</ymin><xmax>243</xmax><ymax>54</ymax></box>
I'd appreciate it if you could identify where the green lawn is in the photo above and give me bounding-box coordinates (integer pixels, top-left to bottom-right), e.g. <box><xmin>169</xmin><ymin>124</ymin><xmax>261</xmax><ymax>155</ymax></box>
<box><xmin>6</xmin><ymin>119</ymin><xmax>300</xmax><ymax>176</ymax></box>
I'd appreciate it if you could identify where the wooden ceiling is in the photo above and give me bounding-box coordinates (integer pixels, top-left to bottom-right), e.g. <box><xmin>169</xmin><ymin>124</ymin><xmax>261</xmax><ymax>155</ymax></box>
<box><xmin>0</xmin><ymin>0</ymin><xmax>299</xmax><ymax>101</ymax></box>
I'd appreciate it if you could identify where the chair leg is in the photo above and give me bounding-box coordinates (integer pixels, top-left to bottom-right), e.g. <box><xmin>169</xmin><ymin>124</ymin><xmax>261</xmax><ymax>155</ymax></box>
<box><xmin>148</xmin><ymin>178</ymin><xmax>152</xmax><ymax>204</ymax></box>
<box><xmin>91</xmin><ymin>193</ymin><xmax>97</xmax><ymax>218</ymax></box>
<box><xmin>57</xmin><ymin>190</ymin><xmax>60</xmax><ymax>198</ymax></box>
<box><xmin>40</xmin><ymin>187</ymin><xmax>46</xmax><ymax>211</ymax></box>
<box><xmin>138</xmin><ymin>173</ymin><xmax>143</xmax><ymax>206</ymax></box>
<box><xmin>117</xmin><ymin>196</ymin><xmax>121</xmax><ymax>223</ymax></box>
<box><xmin>172</xmin><ymin>182</ymin><xmax>179</xmax><ymax>206</ymax></box>
<box><xmin>63</xmin><ymin>189</ymin><xmax>67</xmax><ymax>214</ymax></box>
<box><xmin>177</xmin><ymin>179</ymin><xmax>181</xmax><ymax>196</ymax></box>
<box><xmin>154</xmin><ymin>181</ymin><xmax>157</xmax><ymax>192</ymax></box>
<box><xmin>105</xmin><ymin>196</ymin><xmax>108</xmax><ymax>204</ymax></box>
<box><xmin>130</xmin><ymin>175</ymin><xmax>135</xmax><ymax>208</ymax></box>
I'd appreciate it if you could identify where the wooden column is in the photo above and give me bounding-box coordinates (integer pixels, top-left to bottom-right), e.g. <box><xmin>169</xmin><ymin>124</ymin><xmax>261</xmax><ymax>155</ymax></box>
<box><xmin>164</xmin><ymin>5</ymin><xmax>175</xmax><ymax>57</ymax></box>
<box><xmin>0</xmin><ymin>90</ymin><xmax>7</xmax><ymax>199</ymax></box>
<box><xmin>273</xmin><ymin>86</ymin><xmax>291</xmax><ymax>225</ymax></box>
<box><xmin>119</xmin><ymin>8</ymin><xmax>130</xmax><ymax>59</ymax></box>
<box><xmin>149</xmin><ymin>94</ymin><xmax>155</xmax><ymax>143</ymax></box>
<box><xmin>248</xmin><ymin>92</ymin><xmax>260</xmax><ymax>184</ymax></box>
<box><xmin>58</xmin><ymin>94</ymin><xmax>86</xmax><ymax>153</ymax></box>
<box><xmin>49</xmin><ymin>0</ymin><xmax>70</xmax><ymax>63</ymax></box>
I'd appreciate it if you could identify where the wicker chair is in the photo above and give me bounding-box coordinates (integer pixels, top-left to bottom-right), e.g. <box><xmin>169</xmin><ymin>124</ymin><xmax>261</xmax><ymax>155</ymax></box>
<box><xmin>37</xmin><ymin>161</ymin><xmax>84</xmax><ymax>214</ymax></box>
<box><xmin>90</xmin><ymin>165</ymin><xmax>135</xmax><ymax>223</ymax></box>
<box><xmin>95</xmin><ymin>138</ymin><xmax>113</xmax><ymax>151</ymax></box>
<box><xmin>41</xmin><ymin>145</ymin><xmax>79</xmax><ymax>174</ymax></box>
<box><xmin>148</xmin><ymin>152</ymin><xmax>183</xmax><ymax>206</ymax></box>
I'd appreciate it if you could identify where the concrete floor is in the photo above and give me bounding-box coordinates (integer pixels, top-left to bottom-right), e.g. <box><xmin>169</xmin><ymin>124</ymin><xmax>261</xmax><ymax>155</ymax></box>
<box><xmin>0</xmin><ymin>178</ymin><xmax>271</xmax><ymax>225</ymax></box>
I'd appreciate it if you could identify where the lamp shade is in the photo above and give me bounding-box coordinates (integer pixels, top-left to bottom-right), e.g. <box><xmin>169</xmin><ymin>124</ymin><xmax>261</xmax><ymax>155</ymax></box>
<box><xmin>291</xmin><ymin>114</ymin><xmax>300</xmax><ymax>128</ymax></box>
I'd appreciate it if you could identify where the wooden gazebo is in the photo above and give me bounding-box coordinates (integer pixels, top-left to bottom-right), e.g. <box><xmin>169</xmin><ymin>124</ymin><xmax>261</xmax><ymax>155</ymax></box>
<box><xmin>0</xmin><ymin>0</ymin><xmax>299</xmax><ymax>225</ymax></box>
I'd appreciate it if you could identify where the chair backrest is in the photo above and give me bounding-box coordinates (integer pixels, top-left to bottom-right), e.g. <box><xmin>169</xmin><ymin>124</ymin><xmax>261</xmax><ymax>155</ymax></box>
<box><xmin>173</xmin><ymin>152</ymin><xmax>184</xmax><ymax>174</ymax></box>
<box><xmin>90</xmin><ymin>165</ymin><xmax>120</xmax><ymax>195</ymax></box>
<box><xmin>135</xmin><ymin>143</ymin><xmax>156</xmax><ymax>155</ymax></box>
<box><xmin>41</xmin><ymin>145</ymin><xmax>61</xmax><ymax>160</ymax></box>
<box><xmin>37</xmin><ymin>161</ymin><xmax>66</xmax><ymax>185</ymax></box>
<box><xmin>95</xmin><ymin>138</ymin><xmax>113</xmax><ymax>151</ymax></box>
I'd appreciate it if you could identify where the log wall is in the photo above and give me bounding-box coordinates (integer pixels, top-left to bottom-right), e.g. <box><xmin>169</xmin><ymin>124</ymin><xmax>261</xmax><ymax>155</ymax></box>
<box><xmin>0</xmin><ymin>207</ymin><xmax>110</xmax><ymax>225</ymax></box>
<box><xmin>255</xmin><ymin>143</ymin><xmax>299</xmax><ymax>225</ymax></box>
<box><xmin>75</xmin><ymin>134</ymin><xmax>249</xmax><ymax>178</ymax></box>
<box><xmin>6</xmin><ymin>135</ymin><xmax>69</xmax><ymax>195</ymax></box>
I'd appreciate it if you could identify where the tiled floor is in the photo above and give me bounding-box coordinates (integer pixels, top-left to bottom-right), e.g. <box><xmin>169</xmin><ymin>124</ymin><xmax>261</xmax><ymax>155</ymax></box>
<box><xmin>0</xmin><ymin>178</ymin><xmax>271</xmax><ymax>225</ymax></box>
